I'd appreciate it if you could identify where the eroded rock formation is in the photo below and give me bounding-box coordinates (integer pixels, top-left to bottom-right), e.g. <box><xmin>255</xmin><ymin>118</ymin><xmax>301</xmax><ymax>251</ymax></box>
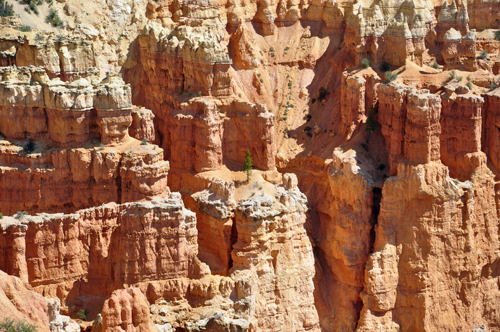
<box><xmin>2</xmin><ymin>0</ymin><xmax>500</xmax><ymax>331</ymax></box>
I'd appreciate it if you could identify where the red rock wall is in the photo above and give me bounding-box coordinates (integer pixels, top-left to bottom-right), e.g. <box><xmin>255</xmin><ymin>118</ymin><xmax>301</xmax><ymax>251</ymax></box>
<box><xmin>0</xmin><ymin>197</ymin><xmax>201</xmax><ymax>309</ymax></box>
<box><xmin>440</xmin><ymin>90</ymin><xmax>486</xmax><ymax>178</ymax></box>
<box><xmin>0</xmin><ymin>148</ymin><xmax>169</xmax><ymax>215</ymax></box>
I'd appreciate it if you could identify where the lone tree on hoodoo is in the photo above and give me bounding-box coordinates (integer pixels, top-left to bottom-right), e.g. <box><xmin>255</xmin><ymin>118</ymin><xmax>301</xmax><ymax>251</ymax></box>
<box><xmin>365</xmin><ymin>105</ymin><xmax>376</xmax><ymax>133</ymax></box>
<box><xmin>243</xmin><ymin>149</ymin><xmax>253</xmax><ymax>183</ymax></box>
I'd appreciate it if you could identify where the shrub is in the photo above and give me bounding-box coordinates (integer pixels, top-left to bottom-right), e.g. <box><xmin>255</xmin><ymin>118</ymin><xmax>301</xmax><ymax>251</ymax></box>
<box><xmin>467</xmin><ymin>75</ymin><xmax>471</xmax><ymax>82</ymax></box>
<box><xmin>35</xmin><ymin>33</ymin><xmax>44</xmax><ymax>42</ymax></box>
<box><xmin>361</xmin><ymin>58</ymin><xmax>370</xmax><ymax>68</ymax></box>
<box><xmin>24</xmin><ymin>6</ymin><xmax>30</xmax><ymax>13</ymax></box>
<box><xmin>449</xmin><ymin>70</ymin><xmax>456</xmax><ymax>80</ymax></box>
<box><xmin>379</xmin><ymin>61</ymin><xmax>390</xmax><ymax>72</ymax></box>
<box><xmin>269</xmin><ymin>47</ymin><xmax>274</xmax><ymax>52</ymax></box>
<box><xmin>456</xmin><ymin>76</ymin><xmax>463</xmax><ymax>82</ymax></box>
<box><xmin>365</xmin><ymin>105</ymin><xmax>376</xmax><ymax>132</ymax></box>
<box><xmin>384</xmin><ymin>71</ymin><xmax>397</xmax><ymax>83</ymax></box>
<box><xmin>0</xmin><ymin>318</ymin><xmax>37</xmax><ymax>332</ymax></box>
<box><xmin>479</xmin><ymin>49</ymin><xmax>488</xmax><ymax>59</ymax></box>
<box><xmin>46</xmin><ymin>8</ymin><xmax>63</xmax><ymax>27</ymax></box>
<box><xmin>56</xmin><ymin>35</ymin><xmax>64</xmax><ymax>42</ymax></box>
<box><xmin>15</xmin><ymin>211</ymin><xmax>27</xmax><ymax>219</ymax></box>
<box><xmin>18</xmin><ymin>25</ymin><xmax>32</xmax><ymax>32</ymax></box>
<box><xmin>259</xmin><ymin>78</ymin><xmax>263</xmax><ymax>83</ymax></box>
<box><xmin>29</xmin><ymin>2</ymin><xmax>38</xmax><ymax>15</ymax></box>
<box><xmin>99</xmin><ymin>142</ymin><xmax>104</xmax><ymax>150</ymax></box>
<box><xmin>141</xmin><ymin>137</ymin><xmax>148</xmax><ymax>145</ymax></box>
<box><xmin>318</xmin><ymin>86</ymin><xmax>327</xmax><ymax>100</ymax></box>
<box><xmin>495</xmin><ymin>29</ymin><xmax>500</xmax><ymax>41</ymax></box>
<box><xmin>76</xmin><ymin>309</ymin><xmax>87</xmax><ymax>321</ymax></box>
<box><xmin>0</xmin><ymin>213</ymin><xmax>3</xmax><ymax>219</ymax></box>
<box><xmin>431</xmin><ymin>61</ymin><xmax>440</xmax><ymax>69</ymax></box>
<box><xmin>466</xmin><ymin>81</ymin><xmax>473</xmax><ymax>90</ymax></box>
<box><xmin>0</xmin><ymin>0</ymin><xmax>14</xmax><ymax>17</ymax></box>
<box><xmin>490</xmin><ymin>82</ymin><xmax>498</xmax><ymax>91</ymax></box>
<box><xmin>198</xmin><ymin>91</ymin><xmax>202</xmax><ymax>96</ymax></box>
<box><xmin>23</xmin><ymin>139</ymin><xmax>35</xmax><ymax>154</ymax></box>
<box><xmin>243</xmin><ymin>149</ymin><xmax>252</xmax><ymax>183</ymax></box>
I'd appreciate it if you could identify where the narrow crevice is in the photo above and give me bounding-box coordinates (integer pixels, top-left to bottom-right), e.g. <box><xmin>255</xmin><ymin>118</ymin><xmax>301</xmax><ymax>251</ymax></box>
<box><xmin>227</xmin><ymin>217</ymin><xmax>238</xmax><ymax>271</ymax></box>
<box><xmin>369</xmin><ymin>187</ymin><xmax>382</xmax><ymax>253</ymax></box>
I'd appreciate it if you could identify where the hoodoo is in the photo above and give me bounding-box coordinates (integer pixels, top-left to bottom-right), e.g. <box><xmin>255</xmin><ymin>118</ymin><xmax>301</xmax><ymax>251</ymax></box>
<box><xmin>1</xmin><ymin>0</ymin><xmax>500</xmax><ymax>331</ymax></box>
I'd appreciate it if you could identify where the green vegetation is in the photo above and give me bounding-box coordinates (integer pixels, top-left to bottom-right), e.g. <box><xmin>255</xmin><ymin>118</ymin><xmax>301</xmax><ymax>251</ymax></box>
<box><xmin>46</xmin><ymin>8</ymin><xmax>63</xmax><ymax>27</ymax></box>
<box><xmin>15</xmin><ymin>211</ymin><xmax>27</xmax><ymax>219</ymax></box>
<box><xmin>0</xmin><ymin>213</ymin><xmax>3</xmax><ymax>219</ymax></box>
<box><xmin>18</xmin><ymin>25</ymin><xmax>32</xmax><ymax>32</ymax></box>
<box><xmin>0</xmin><ymin>0</ymin><xmax>14</xmax><ymax>17</ymax></box>
<box><xmin>76</xmin><ymin>309</ymin><xmax>87</xmax><ymax>321</ymax></box>
<box><xmin>56</xmin><ymin>35</ymin><xmax>64</xmax><ymax>42</ymax></box>
<box><xmin>243</xmin><ymin>149</ymin><xmax>253</xmax><ymax>183</ymax></box>
<box><xmin>466</xmin><ymin>81</ymin><xmax>473</xmax><ymax>90</ymax></box>
<box><xmin>35</xmin><ymin>33</ymin><xmax>44</xmax><ymax>42</ymax></box>
<box><xmin>141</xmin><ymin>137</ymin><xmax>148</xmax><ymax>145</ymax></box>
<box><xmin>479</xmin><ymin>49</ymin><xmax>488</xmax><ymax>59</ymax></box>
<box><xmin>490</xmin><ymin>82</ymin><xmax>498</xmax><ymax>91</ymax></box>
<box><xmin>384</xmin><ymin>71</ymin><xmax>397</xmax><ymax>83</ymax></box>
<box><xmin>23</xmin><ymin>139</ymin><xmax>36</xmax><ymax>154</ymax></box>
<box><xmin>365</xmin><ymin>105</ymin><xmax>376</xmax><ymax>132</ymax></box>
<box><xmin>198</xmin><ymin>91</ymin><xmax>202</xmax><ymax>96</ymax></box>
<box><xmin>0</xmin><ymin>318</ymin><xmax>37</xmax><ymax>332</ymax></box>
<box><xmin>449</xmin><ymin>70</ymin><xmax>456</xmax><ymax>80</ymax></box>
<box><xmin>99</xmin><ymin>142</ymin><xmax>104</xmax><ymax>150</ymax></box>
<box><xmin>495</xmin><ymin>29</ymin><xmax>500</xmax><ymax>41</ymax></box>
<box><xmin>431</xmin><ymin>61</ymin><xmax>440</xmax><ymax>69</ymax></box>
<box><xmin>361</xmin><ymin>58</ymin><xmax>370</xmax><ymax>68</ymax></box>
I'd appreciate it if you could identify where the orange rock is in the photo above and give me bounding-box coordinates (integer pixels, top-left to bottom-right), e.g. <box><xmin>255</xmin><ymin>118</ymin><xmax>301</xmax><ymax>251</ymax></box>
<box><xmin>101</xmin><ymin>287</ymin><xmax>158</xmax><ymax>332</ymax></box>
<box><xmin>0</xmin><ymin>270</ymin><xmax>49</xmax><ymax>332</ymax></box>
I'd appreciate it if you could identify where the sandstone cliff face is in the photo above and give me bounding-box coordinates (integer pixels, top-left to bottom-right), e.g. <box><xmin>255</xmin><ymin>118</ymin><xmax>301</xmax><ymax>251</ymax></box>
<box><xmin>230</xmin><ymin>174</ymin><xmax>320</xmax><ymax>331</ymax></box>
<box><xmin>101</xmin><ymin>288</ymin><xmax>159</xmax><ymax>332</ymax></box>
<box><xmin>3</xmin><ymin>0</ymin><xmax>500</xmax><ymax>331</ymax></box>
<box><xmin>0</xmin><ymin>66</ymin><xmax>168</xmax><ymax>215</ymax></box>
<box><xmin>0</xmin><ymin>195</ymin><xmax>204</xmax><ymax>318</ymax></box>
<box><xmin>0</xmin><ymin>270</ymin><xmax>50</xmax><ymax>332</ymax></box>
<box><xmin>357</xmin><ymin>161</ymin><xmax>500</xmax><ymax>332</ymax></box>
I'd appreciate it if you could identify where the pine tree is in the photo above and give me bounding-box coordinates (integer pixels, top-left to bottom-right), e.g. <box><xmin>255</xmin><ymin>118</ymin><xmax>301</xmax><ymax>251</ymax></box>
<box><xmin>0</xmin><ymin>0</ymin><xmax>14</xmax><ymax>17</ymax></box>
<box><xmin>243</xmin><ymin>149</ymin><xmax>253</xmax><ymax>183</ymax></box>
<box><xmin>365</xmin><ymin>105</ymin><xmax>376</xmax><ymax>132</ymax></box>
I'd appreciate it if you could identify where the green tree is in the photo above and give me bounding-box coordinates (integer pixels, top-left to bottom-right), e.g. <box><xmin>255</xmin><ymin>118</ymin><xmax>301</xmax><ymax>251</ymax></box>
<box><xmin>365</xmin><ymin>105</ymin><xmax>376</xmax><ymax>132</ymax></box>
<box><xmin>243</xmin><ymin>149</ymin><xmax>253</xmax><ymax>183</ymax></box>
<box><xmin>0</xmin><ymin>0</ymin><xmax>15</xmax><ymax>17</ymax></box>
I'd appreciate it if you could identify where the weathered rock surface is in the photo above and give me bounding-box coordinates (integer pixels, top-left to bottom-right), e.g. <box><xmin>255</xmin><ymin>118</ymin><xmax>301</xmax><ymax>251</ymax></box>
<box><xmin>0</xmin><ymin>270</ymin><xmax>50</xmax><ymax>332</ymax></box>
<box><xmin>101</xmin><ymin>288</ymin><xmax>159</xmax><ymax>332</ymax></box>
